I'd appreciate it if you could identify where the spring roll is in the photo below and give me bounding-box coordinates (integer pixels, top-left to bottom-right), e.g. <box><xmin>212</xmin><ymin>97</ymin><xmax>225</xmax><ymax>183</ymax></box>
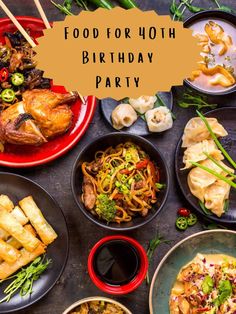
<box><xmin>0</xmin><ymin>225</ymin><xmax>37</xmax><ymax>263</ymax></box>
<box><xmin>0</xmin><ymin>205</ymin><xmax>41</xmax><ymax>252</ymax></box>
<box><xmin>0</xmin><ymin>228</ymin><xmax>9</xmax><ymax>241</ymax></box>
<box><xmin>0</xmin><ymin>244</ymin><xmax>45</xmax><ymax>280</ymax></box>
<box><xmin>0</xmin><ymin>195</ymin><xmax>14</xmax><ymax>212</ymax></box>
<box><xmin>19</xmin><ymin>196</ymin><xmax>57</xmax><ymax>245</ymax></box>
<box><xmin>11</xmin><ymin>206</ymin><xmax>29</xmax><ymax>225</ymax></box>
<box><xmin>0</xmin><ymin>238</ymin><xmax>21</xmax><ymax>264</ymax></box>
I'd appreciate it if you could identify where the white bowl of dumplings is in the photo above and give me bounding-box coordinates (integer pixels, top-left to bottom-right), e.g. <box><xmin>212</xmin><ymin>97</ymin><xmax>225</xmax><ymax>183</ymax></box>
<box><xmin>111</xmin><ymin>96</ymin><xmax>173</xmax><ymax>133</ymax></box>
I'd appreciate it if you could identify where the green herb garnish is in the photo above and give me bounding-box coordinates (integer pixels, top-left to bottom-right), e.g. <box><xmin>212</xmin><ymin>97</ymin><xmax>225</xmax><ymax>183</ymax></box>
<box><xmin>191</xmin><ymin>161</ymin><xmax>236</xmax><ymax>189</ymax></box>
<box><xmin>202</xmin><ymin>275</ymin><xmax>214</xmax><ymax>294</ymax></box>
<box><xmin>178</xmin><ymin>90</ymin><xmax>218</xmax><ymax>111</ymax></box>
<box><xmin>197</xmin><ymin>110</ymin><xmax>236</xmax><ymax>169</ymax></box>
<box><xmin>214</xmin><ymin>280</ymin><xmax>232</xmax><ymax>306</ymax></box>
<box><xmin>146</xmin><ymin>235</ymin><xmax>170</xmax><ymax>285</ymax></box>
<box><xmin>96</xmin><ymin>194</ymin><xmax>116</xmax><ymax>222</ymax></box>
<box><xmin>199</xmin><ymin>200</ymin><xmax>212</xmax><ymax>215</ymax></box>
<box><xmin>0</xmin><ymin>255</ymin><xmax>51</xmax><ymax>303</ymax></box>
<box><xmin>155</xmin><ymin>183</ymin><xmax>166</xmax><ymax>190</ymax></box>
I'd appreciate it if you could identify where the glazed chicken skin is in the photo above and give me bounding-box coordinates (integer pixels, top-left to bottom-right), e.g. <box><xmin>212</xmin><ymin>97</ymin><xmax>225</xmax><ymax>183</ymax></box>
<box><xmin>0</xmin><ymin>89</ymin><xmax>78</xmax><ymax>146</ymax></box>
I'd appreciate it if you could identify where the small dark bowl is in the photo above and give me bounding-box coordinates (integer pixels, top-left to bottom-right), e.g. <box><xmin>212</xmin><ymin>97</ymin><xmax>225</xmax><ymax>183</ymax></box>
<box><xmin>184</xmin><ymin>10</ymin><xmax>236</xmax><ymax>96</ymax></box>
<box><xmin>71</xmin><ymin>133</ymin><xmax>169</xmax><ymax>231</ymax></box>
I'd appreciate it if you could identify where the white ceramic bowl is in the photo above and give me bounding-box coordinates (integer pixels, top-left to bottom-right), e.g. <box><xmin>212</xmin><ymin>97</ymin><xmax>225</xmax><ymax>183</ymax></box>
<box><xmin>63</xmin><ymin>296</ymin><xmax>132</xmax><ymax>314</ymax></box>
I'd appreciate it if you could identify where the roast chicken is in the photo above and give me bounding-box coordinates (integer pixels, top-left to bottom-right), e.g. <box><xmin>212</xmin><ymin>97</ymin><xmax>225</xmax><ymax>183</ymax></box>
<box><xmin>0</xmin><ymin>89</ymin><xmax>78</xmax><ymax>146</ymax></box>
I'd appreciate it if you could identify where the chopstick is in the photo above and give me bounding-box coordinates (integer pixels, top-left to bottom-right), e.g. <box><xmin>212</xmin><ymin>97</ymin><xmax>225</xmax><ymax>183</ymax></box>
<box><xmin>0</xmin><ymin>0</ymin><xmax>36</xmax><ymax>47</ymax></box>
<box><xmin>33</xmin><ymin>0</ymin><xmax>51</xmax><ymax>29</ymax></box>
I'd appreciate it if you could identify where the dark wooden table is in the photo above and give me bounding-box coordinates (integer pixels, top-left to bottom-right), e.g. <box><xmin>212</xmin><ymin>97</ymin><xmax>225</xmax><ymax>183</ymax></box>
<box><xmin>0</xmin><ymin>1</ymin><xmax>236</xmax><ymax>313</ymax></box>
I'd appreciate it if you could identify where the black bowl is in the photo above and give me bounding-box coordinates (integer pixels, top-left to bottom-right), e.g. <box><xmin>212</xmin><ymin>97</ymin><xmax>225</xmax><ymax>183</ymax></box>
<box><xmin>71</xmin><ymin>133</ymin><xmax>170</xmax><ymax>231</ymax></box>
<box><xmin>184</xmin><ymin>10</ymin><xmax>236</xmax><ymax>96</ymax></box>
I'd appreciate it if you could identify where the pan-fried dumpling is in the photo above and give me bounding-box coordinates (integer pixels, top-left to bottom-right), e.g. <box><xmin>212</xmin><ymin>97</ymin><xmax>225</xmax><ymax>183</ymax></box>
<box><xmin>129</xmin><ymin>95</ymin><xmax>157</xmax><ymax>114</ymax></box>
<box><xmin>145</xmin><ymin>107</ymin><xmax>173</xmax><ymax>132</ymax></box>
<box><xmin>187</xmin><ymin>159</ymin><xmax>233</xmax><ymax>202</ymax></box>
<box><xmin>182</xmin><ymin>139</ymin><xmax>224</xmax><ymax>169</ymax></box>
<box><xmin>204</xmin><ymin>180</ymin><xmax>231</xmax><ymax>217</ymax></box>
<box><xmin>111</xmin><ymin>104</ymin><xmax>138</xmax><ymax>130</ymax></box>
<box><xmin>182</xmin><ymin>117</ymin><xmax>228</xmax><ymax>148</ymax></box>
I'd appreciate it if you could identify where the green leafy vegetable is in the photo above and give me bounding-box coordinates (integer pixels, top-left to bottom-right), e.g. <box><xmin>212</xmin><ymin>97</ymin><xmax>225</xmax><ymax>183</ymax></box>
<box><xmin>95</xmin><ymin>194</ymin><xmax>116</xmax><ymax>222</ymax></box>
<box><xmin>202</xmin><ymin>275</ymin><xmax>214</xmax><ymax>294</ymax></box>
<box><xmin>214</xmin><ymin>280</ymin><xmax>232</xmax><ymax>306</ymax></box>
<box><xmin>0</xmin><ymin>256</ymin><xmax>51</xmax><ymax>303</ymax></box>
<box><xmin>197</xmin><ymin>110</ymin><xmax>236</xmax><ymax>169</ymax></box>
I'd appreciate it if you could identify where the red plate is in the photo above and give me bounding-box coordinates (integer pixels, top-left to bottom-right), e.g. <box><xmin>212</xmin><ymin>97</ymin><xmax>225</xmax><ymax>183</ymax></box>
<box><xmin>0</xmin><ymin>17</ymin><xmax>97</xmax><ymax>168</ymax></box>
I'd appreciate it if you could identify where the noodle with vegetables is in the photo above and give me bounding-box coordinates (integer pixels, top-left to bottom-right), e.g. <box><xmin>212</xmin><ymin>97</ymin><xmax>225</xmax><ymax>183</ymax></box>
<box><xmin>81</xmin><ymin>142</ymin><xmax>163</xmax><ymax>223</ymax></box>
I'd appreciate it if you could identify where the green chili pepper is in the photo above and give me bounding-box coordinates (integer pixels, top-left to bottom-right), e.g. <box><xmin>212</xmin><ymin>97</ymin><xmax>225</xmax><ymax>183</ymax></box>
<box><xmin>176</xmin><ymin>216</ymin><xmax>188</xmax><ymax>230</ymax></box>
<box><xmin>11</xmin><ymin>73</ymin><xmax>24</xmax><ymax>86</ymax></box>
<box><xmin>187</xmin><ymin>213</ymin><xmax>197</xmax><ymax>226</ymax></box>
<box><xmin>1</xmin><ymin>89</ymin><xmax>15</xmax><ymax>102</ymax></box>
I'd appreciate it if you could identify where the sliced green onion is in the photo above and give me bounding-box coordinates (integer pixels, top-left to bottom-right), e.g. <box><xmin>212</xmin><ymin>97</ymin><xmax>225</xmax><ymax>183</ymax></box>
<box><xmin>203</xmin><ymin>153</ymin><xmax>236</xmax><ymax>179</ymax></box>
<box><xmin>197</xmin><ymin>110</ymin><xmax>236</xmax><ymax>169</ymax></box>
<box><xmin>190</xmin><ymin>161</ymin><xmax>236</xmax><ymax>189</ymax></box>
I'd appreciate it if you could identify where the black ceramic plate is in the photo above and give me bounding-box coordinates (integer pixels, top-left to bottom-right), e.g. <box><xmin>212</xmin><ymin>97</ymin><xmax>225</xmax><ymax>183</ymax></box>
<box><xmin>100</xmin><ymin>92</ymin><xmax>173</xmax><ymax>136</ymax></box>
<box><xmin>175</xmin><ymin>107</ymin><xmax>236</xmax><ymax>224</ymax></box>
<box><xmin>0</xmin><ymin>172</ymin><xmax>69</xmax><ymax>313</ymax></box>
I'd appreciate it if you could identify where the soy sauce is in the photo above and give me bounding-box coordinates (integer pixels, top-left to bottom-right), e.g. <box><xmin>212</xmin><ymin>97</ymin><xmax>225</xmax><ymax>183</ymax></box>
<box><xmin>93</xmin><ymin>240</ymin><xmax>140</xmax><ymax>286</ymax></box>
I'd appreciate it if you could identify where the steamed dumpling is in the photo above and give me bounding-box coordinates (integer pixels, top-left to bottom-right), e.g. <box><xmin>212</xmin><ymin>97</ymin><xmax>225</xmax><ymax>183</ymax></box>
<box><xmin>182</xmin><ymin>117</ymin><xmax>228</xmax><ymax>148</ymax></box>
<box><xmin>187</xmin><ymin>159</ymin><xmax>234</xmax><ymax>202</ymax></box>
<box><xmin>111</xmin><ymin>104</ymin><xmax>138</xmax><ymax>130</ymax></box>
<box><xmin>182</xmin><ymin>139</ymin><xmax>224</xmax><ymax>169</ymax></box>
<box><xmin>145</xmin><ymin>107</ymin><xmax>173</xmax><ymax>133</ymax></box>
<box><xmin>129</xmin><ymin>96</ymin><xmax>157</xmax><ymax>114</ymax></box>
<box><xmin>204</xmin><ymin>180</ymin><xmax>231</xmax><ymax>217</ymax></box>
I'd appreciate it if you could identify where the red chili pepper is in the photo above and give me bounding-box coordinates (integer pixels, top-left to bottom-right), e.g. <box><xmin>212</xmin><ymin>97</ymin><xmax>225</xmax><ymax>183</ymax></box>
<box><xmin>136</xmin><ymin>159</ymin><xmax>149</xmax><ymax>170</ymax></box>
<box><xmin>120</xmin><ymin>169</ymin><xmax>131</xmax><ymax>175</ymax></box>
<box><xmin>177</xmin><ymin>207</ymin><xmax>191</xmax><ymax>217</ymax></box>
<box><xmin>0</xmin><ymin>68</ymin><xmax>9</xmax><ymax>82</ymax></box>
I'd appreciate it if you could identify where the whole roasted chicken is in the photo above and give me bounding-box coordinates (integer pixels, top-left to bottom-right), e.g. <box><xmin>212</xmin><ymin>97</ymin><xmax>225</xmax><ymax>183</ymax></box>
<box><xmin>0</xmin><ymin>89</ymin><xmax>78</xmax><ymax>146</ymax></box>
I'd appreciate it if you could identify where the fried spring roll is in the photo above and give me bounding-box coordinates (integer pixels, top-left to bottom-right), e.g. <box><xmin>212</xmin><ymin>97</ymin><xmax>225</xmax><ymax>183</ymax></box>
<box><xmin>0</xmin><ymin>205</ymin><xmax>41</xmax><ymax>252</ymax></box>
<box><xmin>19</xmin><ymin>196</ymin><xmax>57</xmax><ymax>245</ymax></box>
<box><xmin>0</xmin><ymin>195</ymin><xmax>14</xmax><ymax>212</ymax></box>
<box><xmin>0</xmin><ymin>239</ymin><xmax>21</xmax><ymax>264</ymax></box>
<box><xmin>0</xmin><ymin>244</ymin><xmax>45</xmax><ymax>280</ymax></box>
<box><xmin>11</xmin><ymin>206</ymin><xmax>29</xmax><ymax>225</ymax></box>
<box><xmin>0</xmin><ymin>228</ymin><xmax>9</xmax><ymax>241</ymax></box>
<box><xmin>0</xmin><ymin>225</ymin><xmax>37</xmax><ymax>263</ymax></box>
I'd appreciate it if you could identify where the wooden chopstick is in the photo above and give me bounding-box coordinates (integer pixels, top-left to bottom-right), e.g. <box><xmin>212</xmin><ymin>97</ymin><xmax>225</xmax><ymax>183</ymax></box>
<box><xmin>33</xmin><ymin>0</ymin><xmax>51</xmax><ymax>29</ymax></box>
<box><xmin>0</xmin><ymin>0</ymin><xmax>36</xmax><ymax>47</ymax></box>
